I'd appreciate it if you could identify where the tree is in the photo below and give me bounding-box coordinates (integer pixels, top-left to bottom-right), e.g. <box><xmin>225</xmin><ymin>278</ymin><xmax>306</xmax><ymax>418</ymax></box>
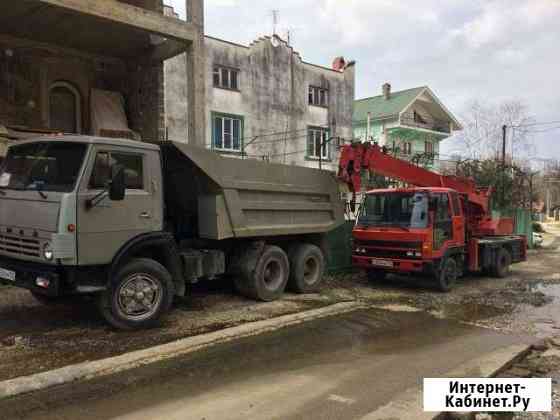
<box><xmin>444</xmin><ymin>158</ymin><xmax>535</xmax><ymax>211</ymax></box>
<box><xmin>450</xmin><ymin>99</ymin><xmax>536</xmax><ymax>161</ymax></box>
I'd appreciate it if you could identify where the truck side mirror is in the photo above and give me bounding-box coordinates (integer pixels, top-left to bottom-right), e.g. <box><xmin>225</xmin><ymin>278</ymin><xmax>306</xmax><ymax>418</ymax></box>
<box><xmin>109</xmin><ymin>165</ymin><xmax>126</xmax><ymax>201</ymax></box>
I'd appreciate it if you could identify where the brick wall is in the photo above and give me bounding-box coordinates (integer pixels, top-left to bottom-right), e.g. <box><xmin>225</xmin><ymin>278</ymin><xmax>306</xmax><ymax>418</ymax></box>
<box><xmin>127</xmin><ymin>63</ymin><xmax>165</xmax><ymax>142</ymax></box>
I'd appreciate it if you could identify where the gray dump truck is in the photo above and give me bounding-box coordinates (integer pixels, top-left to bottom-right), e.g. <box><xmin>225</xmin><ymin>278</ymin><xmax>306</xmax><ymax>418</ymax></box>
<box><xmin>0</xmin><ymin>136</ymin><xmax>344</xmax><ymax>329</ymax></box>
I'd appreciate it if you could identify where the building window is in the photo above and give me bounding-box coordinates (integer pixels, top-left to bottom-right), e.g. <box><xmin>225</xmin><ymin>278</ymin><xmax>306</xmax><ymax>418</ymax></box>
<box><xmin>402</xmin><ymin>141</ymin><xmax>412</xmax><ymax>155</ymax></box>
<box><xmin>425</xmin><ymin>141</ymin><xmax>434</xmax><ymax>154</ymax></box>
<box><xmin>48</xmin><ymin>81</ymin><xmax>82</xmax><ymax>134</ymax></box>
<box><xmin>308</xmin><ymin>86</ymin><xmax>329</xmax><ymax>107</ymax></box>
<box><xmin>307</xmin><ymin>127</ymin><xmax>329</xmax><ymax>160</ymax></box>
<box><xmin>213</xmin><ymin>66</ymin><xmax>239</xmax><ymax>90</ymax></box>
<box><xmin>213</xmin><ymin>113</ymin><xmax>243</xmax><ymax>152</ymax></box>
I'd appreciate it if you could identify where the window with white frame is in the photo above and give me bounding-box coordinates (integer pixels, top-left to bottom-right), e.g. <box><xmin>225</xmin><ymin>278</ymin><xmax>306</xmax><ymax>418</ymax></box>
<box><xmin>213</xmin><ymin>114</ymin><xmax>242</xmax><ymax>152</ymax></box>
<box><xmin>308</xmin><ymin>86</ymin><xmax>329</xmax><ymax>107</ymax></box>
<box><xmin>307</xmin><ymin>127</ymin><xmax>329</xmax><ymax>160</ymax></box>
<box><xmin>213</xmin><ymin>66</ymin><xmax>239</xmax><ymax>90</ymax></box>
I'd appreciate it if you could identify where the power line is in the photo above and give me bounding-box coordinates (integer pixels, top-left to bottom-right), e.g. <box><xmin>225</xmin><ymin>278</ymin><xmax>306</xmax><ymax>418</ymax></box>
<box><xmin>514</xmin><ymin>125</ymin><xmax>560</xmax><ymax>134</ymax></box>
<box><xmin>512</xmin><ymin>120</ymin><xmax>560</xmax><ymax>128</ymax></box>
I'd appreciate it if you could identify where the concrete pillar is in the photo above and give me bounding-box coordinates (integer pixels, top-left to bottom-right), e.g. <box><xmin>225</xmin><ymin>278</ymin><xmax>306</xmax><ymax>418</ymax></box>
<box><xmin>186</xmin><ymin>0</ymin><xmax>206</xmax><ymax>147</ymax></box>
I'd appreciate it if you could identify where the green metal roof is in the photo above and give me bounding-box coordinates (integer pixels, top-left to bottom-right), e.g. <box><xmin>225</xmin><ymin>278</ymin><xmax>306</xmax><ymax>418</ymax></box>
<box><xmin>354</xmin><ymin>87</ymin><xmax>426</xmax><ymax>125</ymax></box>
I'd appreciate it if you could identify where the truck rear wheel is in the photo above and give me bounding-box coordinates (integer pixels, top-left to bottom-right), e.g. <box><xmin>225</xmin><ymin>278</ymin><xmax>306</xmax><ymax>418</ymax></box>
<box><xmin>492</xmin><ymin>248</ymin><xmax>511</xmax><ymax>278</ymax></box>
<box><xmin>288</xmin><ymin>244</ymin><xmax>326</xmax><ymax>293</ymax></box>
<box><xmin>97</xmin><ymin>258</ymin><xmax>175</xmax><ymax>330</ymax></box>
<box><xmin>235</xmin><ymin>245</ymin><xmax>289</xmax><ymax>302</ymax></box>
<box><xmin>436</xmin><ymin>257</ymin><xmax>457</xmax><ymax>292</ymax></box>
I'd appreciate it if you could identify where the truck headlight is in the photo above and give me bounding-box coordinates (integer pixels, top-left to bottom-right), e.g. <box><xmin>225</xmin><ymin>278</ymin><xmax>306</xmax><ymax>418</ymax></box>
<box><xmin>43</xmin><ymin>242</ymin><xmax>54</xmax><ymax>261</ymax></box>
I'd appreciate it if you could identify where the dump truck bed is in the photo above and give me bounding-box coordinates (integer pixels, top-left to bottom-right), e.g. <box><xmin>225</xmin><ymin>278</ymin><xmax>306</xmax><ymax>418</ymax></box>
<box><xmin>160</xmin><ymin>142</ymin><xmax>345</xmax><ymax>241</ymax></box>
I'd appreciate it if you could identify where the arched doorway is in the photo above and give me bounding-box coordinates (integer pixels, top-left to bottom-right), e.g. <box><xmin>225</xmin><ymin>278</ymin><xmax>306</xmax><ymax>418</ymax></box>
<box><xmin>49</xmin><ymin>81</ymin><xmax>82</xmax><ymax>134</ymax></box>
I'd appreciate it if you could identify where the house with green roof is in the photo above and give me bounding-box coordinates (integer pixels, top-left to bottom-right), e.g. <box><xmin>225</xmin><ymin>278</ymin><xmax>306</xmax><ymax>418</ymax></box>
<box><xmin>353</xmin><ymin>84</ymin><xmax>462</xmax><ymax>169</ymax></box>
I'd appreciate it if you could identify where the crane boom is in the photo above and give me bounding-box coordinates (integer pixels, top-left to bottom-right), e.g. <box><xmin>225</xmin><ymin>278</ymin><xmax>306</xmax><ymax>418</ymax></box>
<box><xmin>338</xmin><ymin>143</ymin><xmax>492</xmax><ymax>215</ymax></box>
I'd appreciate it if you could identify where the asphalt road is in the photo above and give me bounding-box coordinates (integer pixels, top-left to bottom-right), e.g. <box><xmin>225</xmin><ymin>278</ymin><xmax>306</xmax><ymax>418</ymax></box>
<box><xmin>1</xmin><ymin>308</ymin><xmax>529</xmax><ymax>420</ymax></box>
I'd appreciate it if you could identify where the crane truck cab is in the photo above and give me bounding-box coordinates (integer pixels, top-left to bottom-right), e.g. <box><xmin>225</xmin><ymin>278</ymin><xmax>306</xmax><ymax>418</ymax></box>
<box><xmin>352</xmin><ymin>186</ymin><xmax>527</xmax><ymax>291</ymax></box>
<box><xmin>0</xmin><ymin>136</ymin><xmax>344</xmax><ymax>329</ymax></box>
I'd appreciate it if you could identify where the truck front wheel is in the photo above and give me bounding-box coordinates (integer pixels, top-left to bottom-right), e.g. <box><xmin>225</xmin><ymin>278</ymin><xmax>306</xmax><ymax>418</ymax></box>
<box><xmin>436</xmin><ymin>257</ymin><xmax>458</xmax><ymax>292</ymax></box>
<box><xmin>98</xmin><ymin>258</ymin><xmax>175</xmax><ymax>330</ymax></box>
<box><xmin>288</xmin><ymin>244</ymin><xmax>326</xmax><ymax>293</ymax></box>
<box><xmin>235</xmin><ymin>245</ymin><xmax>289</xmax><ymax>302</ymax></box>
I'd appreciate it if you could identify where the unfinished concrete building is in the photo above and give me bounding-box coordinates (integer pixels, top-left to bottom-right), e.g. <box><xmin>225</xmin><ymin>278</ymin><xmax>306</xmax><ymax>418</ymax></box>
<box><xmin>164</xmin><ymin>8</ymin><xmax>355</xmax><ymax>172</ymax></box>
<box><xmin>0</xmin><ymin>0</ymin><xmax>206</xmax><ymax>155</ymax></box>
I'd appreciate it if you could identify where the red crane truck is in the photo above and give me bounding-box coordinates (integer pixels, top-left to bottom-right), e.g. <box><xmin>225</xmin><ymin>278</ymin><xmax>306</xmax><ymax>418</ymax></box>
<box><xmin>338</xmin><ymin>143</ymin><xmax>527</xmax><ymax>291</ymax></box>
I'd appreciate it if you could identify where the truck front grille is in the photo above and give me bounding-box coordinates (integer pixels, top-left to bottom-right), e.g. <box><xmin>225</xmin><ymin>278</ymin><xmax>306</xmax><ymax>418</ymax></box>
<box><xmin>0</xmin><ymin>234</ymin><xmax>41</xmax><ymax>257</ymax></box>
<box><xmin>354</xmin><ymin>240</ymin><xmax>423</xmax><ymax>260</ymax></box>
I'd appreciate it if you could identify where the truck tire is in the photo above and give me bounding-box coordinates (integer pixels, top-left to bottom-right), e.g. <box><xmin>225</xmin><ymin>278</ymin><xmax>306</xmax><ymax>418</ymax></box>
<box><xmin>492</xmin><ymin>248</ymin><xmax>511</xmax><ymax>278</ymax></box>
<box><xmin>288</xmin><ymin>244</ymin><xmax>326</xmax><ymax>293</ymax></box>
<box><xmin>367</xmin><ymin>269</ymin><xmax>387</xmax><ymax>283</ymax></box>
<box><xmin>235</xmin><ymin>245</ymin><xmax>289</xmax><ymax>302</ymax></box>
<box><xmin>97</xmin><ymin>258</ymin><xmax>175</xmax><ymax>330</ymax></box>
<box><xmin>436</xmin><ymin>257</ymin><xmax>458</xmax><ymax>292</ymax></box>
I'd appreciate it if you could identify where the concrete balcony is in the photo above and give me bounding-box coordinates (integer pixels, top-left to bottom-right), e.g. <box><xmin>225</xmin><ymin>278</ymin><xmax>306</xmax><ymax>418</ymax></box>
<box><xmin>0</xmin><ymin>0</ymin><xmax>199</xmax><ymax>61</ymax></box>
<box><xmin>400</xmin><ymin>112</ymin><xmax>452</xmax><ymax>135</ymax></box>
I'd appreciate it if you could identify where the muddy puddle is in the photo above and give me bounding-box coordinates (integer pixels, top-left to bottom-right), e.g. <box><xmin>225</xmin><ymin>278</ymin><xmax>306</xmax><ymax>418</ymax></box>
<box><xmin>436</xmin><ymin>301</ymin><xmax>512</xmax><ymax>322</ymax></box>
<box><xmin>523</xmin><ymin>283</ymin><xmax>560</xmax><ymax>338</ymax></box>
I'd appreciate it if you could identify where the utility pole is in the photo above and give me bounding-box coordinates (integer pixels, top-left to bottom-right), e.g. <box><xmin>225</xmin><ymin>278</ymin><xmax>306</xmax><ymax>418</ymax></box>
<box><xmin>366</xmin><ymin>112</ymin><xmax>371</xmax><ymax>142</ymax></box>
<box><xmin>502</xmin><ymin>124</ymin><xmax>507</xmax><ymax>206</ymax></box>
<box><xmin>528</xmin><ymin>171</ymin><xmax>538</xmax><ymax>219</ymax></box>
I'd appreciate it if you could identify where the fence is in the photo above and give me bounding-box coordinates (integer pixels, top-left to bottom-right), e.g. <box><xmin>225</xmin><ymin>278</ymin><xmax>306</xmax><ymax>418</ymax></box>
<box><xmin>492</xmin><ymin>208</ymin><xmax>534</xmax><ymax>248</ymax></box>
<box><xmin>326</xmin><ymin>221</ymin><xmax>355</xmax><ymax>273</ymax></box>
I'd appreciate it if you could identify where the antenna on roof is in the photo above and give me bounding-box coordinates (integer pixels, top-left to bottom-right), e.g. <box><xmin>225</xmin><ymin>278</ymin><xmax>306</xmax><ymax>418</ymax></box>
<box><xmin>272</xmin><ymin>9</ymin><xmax>279</xmax><ymax>36</ymax></box>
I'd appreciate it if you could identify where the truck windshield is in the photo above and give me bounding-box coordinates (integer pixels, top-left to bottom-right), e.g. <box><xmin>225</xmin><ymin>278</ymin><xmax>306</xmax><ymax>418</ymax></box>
<box><xmin>0</xmin><ymin>142</ymin><xmax>87</xmax><ymax>193</ymax></box>
<box><xmin>358</xmin><ymin>192</ymin><xmax>429</xmax><ymax>229</ymax></box>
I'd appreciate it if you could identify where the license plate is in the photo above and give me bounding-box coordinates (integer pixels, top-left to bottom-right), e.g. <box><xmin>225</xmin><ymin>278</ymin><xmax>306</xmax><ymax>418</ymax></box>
<box><xmin>371</xmin><ymin>259</ymin><xmax>394</xmax><ymax>268</ymax></box>
<box><xmin>0</xmin><ymin>268</ymin><xmax>16</xmax><ymax>282</ymax></box>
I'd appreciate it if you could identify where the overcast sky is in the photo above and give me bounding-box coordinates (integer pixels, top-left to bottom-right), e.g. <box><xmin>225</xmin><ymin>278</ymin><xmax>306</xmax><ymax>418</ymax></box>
<box><xmin>167</xmin><ymin>0</ymin><xmax>560</xmax><ymax>160</ymax></box>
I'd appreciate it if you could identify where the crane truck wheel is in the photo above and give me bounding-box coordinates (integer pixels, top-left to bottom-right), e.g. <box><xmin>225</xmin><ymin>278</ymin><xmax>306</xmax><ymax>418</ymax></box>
<box><xmin>288</xmin><ymin>244</ymin><xmax>326</xmax><ymax>293</ymax></box>
<box><xmin>436</xmin><ymin>257</ymin><xmax>458</xmax><ymax>293</ymax></box>
<box><xmin>492</xmin><ymin>248</ymin><xmax>512</xmax><ymax>278</ymax></box>
<box><xmin>97</xmin><ymin>258</ymin><xmax>175</xmax><ymax>330</ymax></box>
<box><xmin>235</xmin><ymin>246</ymin><xmax>289</xmax><ymax>302</ymax></box>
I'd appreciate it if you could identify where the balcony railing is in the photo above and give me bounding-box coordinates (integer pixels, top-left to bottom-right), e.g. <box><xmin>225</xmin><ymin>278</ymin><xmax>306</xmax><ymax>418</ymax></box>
<box><xmin>400</xmin><ymin>113</ymin><xmax>451</xmax><ymax>134</ymax></box>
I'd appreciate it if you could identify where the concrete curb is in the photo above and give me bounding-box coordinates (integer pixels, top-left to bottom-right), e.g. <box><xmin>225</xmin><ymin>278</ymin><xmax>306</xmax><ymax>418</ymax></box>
<box><xmin>0</xmin><ymin>301</ymin><xmax>365</xmax><ymax>400</ymax></box>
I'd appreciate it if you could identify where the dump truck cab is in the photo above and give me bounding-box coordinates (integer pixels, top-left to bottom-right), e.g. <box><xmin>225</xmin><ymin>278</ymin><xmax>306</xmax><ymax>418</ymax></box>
<box><xmin>0</xmin><ymin>136</ymin><xmax>344</xmax><ymax>329</ymax></box>
<box><xmin>0</xmin><ymin>136</ymin><xmax>164</xmax><ymax>298</ymax></box>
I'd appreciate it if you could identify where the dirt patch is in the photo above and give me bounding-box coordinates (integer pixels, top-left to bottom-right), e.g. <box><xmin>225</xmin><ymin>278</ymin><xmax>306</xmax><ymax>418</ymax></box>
<box><xmin>0</xmin><ymin>282</ymin><xmax>340</xmax><ymax>382</ymax></box>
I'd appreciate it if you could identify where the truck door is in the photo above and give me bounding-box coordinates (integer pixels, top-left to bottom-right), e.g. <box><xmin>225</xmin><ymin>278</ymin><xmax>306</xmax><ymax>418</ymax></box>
<box><xmin>432</xmin><ymin>193</ymin><xmax>453</xmax><ymax>253</ymax></box>
<box><xmin>450</xmin><ymin>192</ymin><xmax>465</xmax><ymax>246</ymax></box>
<box><xmin>76</xmin><ymin>146</ymin><xmax>158</xmax><ymax>266</ymax></box>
